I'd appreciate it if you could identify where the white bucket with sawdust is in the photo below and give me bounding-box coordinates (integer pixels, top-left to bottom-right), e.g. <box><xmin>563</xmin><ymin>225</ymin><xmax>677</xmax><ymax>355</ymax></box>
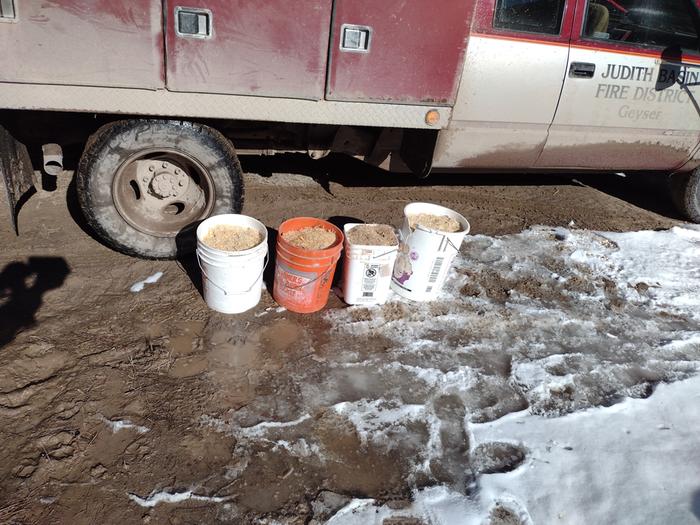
<box><xmin>196</xmin><ymin>214</ymin><xmax>268</xmax><ymax>314</ymax></box>
<box><xmin>390</xmin><ymin>202</ymin><xmax>470</xmax><ymax>301</ymax></box>
<box><xmin>341</xmin><ymin>223</ymin><xmax>399</xmax><ymax>305</ymax></box>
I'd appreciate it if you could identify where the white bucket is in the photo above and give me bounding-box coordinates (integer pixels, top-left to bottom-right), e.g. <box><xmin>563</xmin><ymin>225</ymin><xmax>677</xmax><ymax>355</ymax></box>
<box><xmin>196</xmin><ymin>214</ymin><xmax>268</xmax><ymax>314</ymax></box>
<box><xmin>341</xmin><ymin>223</ymin><xmax>399</xmax><ymax>305</ymax></box>
<box><xmin>390</xmin><ymin>203</ymin><xmax>470</xmax><ymax>301</ymax></box>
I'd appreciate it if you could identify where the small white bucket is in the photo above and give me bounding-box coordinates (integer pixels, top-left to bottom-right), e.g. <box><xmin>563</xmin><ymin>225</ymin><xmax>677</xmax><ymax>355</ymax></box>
<box><xmin>390</xmin><ymin>203</ymin><xmax>470</xmax><ymax>301</ymax></box>
<box><xmin>196</xmin><ymin>214</ymin><xmax>268</xmax><ymax>314</ymax></box>
<box><xmin>341</xmin><ymin>223</ymin><xmax>399</xmax><ymax>305</ymax></box>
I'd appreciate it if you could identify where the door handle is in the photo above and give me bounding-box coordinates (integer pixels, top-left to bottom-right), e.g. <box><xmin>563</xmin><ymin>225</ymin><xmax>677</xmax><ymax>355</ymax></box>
<box><xmin>569</xmin><ymin>62</ymin><xmax>596</xmax><ymax>78</ymax></box>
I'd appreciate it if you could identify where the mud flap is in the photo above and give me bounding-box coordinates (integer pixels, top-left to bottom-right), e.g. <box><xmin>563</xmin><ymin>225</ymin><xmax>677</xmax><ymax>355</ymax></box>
<box><xmin>400</xmin><ymin>129</ymin><xmax>438</xmax><ymax>178</ymax></box>
<box><xmin>0</xmin><ymin>125</ymin><xmax>35</xmax><ymax>234</ymax></box>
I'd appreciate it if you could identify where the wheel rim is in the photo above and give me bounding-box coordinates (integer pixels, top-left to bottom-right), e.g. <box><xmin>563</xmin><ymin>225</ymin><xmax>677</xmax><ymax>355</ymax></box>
<box><xmin>112</xmin><ymin>148</ymin><xmax>216</xmax><ymax>238</ymax></box>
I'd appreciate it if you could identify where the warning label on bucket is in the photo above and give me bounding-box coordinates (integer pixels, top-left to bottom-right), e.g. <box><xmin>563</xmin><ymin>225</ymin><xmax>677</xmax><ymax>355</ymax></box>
<box><xmin>361</xmin><ymin>264</ymin><xmax>380</xmax><ymax>297</ymax></box>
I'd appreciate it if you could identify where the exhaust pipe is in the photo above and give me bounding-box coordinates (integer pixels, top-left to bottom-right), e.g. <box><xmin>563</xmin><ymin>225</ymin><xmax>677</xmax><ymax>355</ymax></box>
<box><xmin>41</xmin><ymin>143</ymin><xmax>63</xmax><ymax>176</ymax></box>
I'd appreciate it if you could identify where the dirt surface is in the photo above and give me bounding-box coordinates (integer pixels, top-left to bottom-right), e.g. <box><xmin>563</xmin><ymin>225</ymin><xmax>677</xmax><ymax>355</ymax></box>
<box><xmin>0</xmin><ymin>154</ymin><xmax>683</xmax><ymax>524</ymax></box>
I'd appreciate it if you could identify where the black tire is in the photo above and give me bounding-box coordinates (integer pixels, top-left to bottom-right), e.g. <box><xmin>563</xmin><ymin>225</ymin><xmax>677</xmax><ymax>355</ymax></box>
<box><xmin>76</xmin><ymin>119</ymin><xmax>243</xmax><ymax>259</ymax></box>
<box><xmin>670</xmin><ymin>169</ymin><xmax>700</xmax><ymax>223</ymax></box>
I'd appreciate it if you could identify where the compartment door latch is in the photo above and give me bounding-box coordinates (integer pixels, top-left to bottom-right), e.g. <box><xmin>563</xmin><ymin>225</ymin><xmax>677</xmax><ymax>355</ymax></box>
<box><xmin>340</xmin><ymin>24</ymin><xmax>371</xmax><ymax>53</ymax></box>
<box><xmin>175</xmin><ymin>7</ymin><xmax>212</xmax><ymax>39</ymax></box>
<box><xmin>0</xmin><ymin>0</ymin><xmax>16</xmax><ymax>20</ymax></box>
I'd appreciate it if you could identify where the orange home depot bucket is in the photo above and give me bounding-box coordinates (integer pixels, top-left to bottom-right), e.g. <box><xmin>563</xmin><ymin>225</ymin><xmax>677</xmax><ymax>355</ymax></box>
<box><xmin>273</xmin><ymin>218</ymin><xmax>344</xmax><ymax>313</ymax></box>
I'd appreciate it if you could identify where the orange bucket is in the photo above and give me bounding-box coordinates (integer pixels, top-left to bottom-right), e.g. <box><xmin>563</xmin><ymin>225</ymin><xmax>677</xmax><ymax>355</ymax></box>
<box><xmin>273</xmin><ymin>218</ymin><xmax>344</xmax><ymax>313</ymax></box>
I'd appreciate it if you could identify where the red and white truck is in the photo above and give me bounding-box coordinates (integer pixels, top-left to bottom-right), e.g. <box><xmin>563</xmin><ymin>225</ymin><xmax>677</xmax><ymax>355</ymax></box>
<box><xmin>1</xmin><ymin>0</ymin><xmax>699</xmax><ymax>257</ymax></box>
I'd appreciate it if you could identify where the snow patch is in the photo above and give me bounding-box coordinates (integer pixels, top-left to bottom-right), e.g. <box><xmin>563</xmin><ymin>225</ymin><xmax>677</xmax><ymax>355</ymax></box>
<box><xmin>237</xmin><ymin>414</ymin><xmax>311</xmax><ymax>437</ymax></box>
<box><xmin>130</xmin><ymin>271</ymin><xmax>163</xmax><ymax>293</ymax></box>
<box><xmin>128</xmin><ymin>489</ymin><xmax>230</xmax><ymax>508</ymax></box>
<box><xmin>472</xmin><ymin>375</ymin><xmax>700</xmax><ymax>525</ymax></box>
<box><xmin>98</xmin><ymin>415</ymin><xmax>149</xmax><ymax>434</ymax></box>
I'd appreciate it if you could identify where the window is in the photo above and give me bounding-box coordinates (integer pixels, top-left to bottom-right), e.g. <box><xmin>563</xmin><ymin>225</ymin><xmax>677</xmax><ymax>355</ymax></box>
<box><xmin>583</xmin><ymin>0</ymin><xmax>700</xmax><ymax>51</ymax></box>
<box><xmin>493</xmin><ymin>0</ymin><xmax>567</xmax><ymax>35</ymax></box>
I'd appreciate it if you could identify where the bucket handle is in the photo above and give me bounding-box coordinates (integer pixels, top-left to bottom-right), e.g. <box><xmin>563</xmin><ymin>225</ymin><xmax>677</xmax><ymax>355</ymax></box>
<box><xmin>372</xmin><ymin>247</ymin><xmax>399</xmax><ymax>259</ymax></box>
<box><xmin>197</xmin><ymin>253</ymin><xmax>269</xmax><ymax>296</ymax></box>
<box><xmin>401</xmin><ymin>229</ymin><xmax>461</xmax><ymax>254</ymax></box>
<box><xmin>282</xmin><ymin>266</ymin><xmax>335</xmax><ymax>291</ymax></box>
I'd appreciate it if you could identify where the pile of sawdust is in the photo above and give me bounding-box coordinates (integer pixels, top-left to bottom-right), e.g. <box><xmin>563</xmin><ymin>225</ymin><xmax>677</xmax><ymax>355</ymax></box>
<box><xmin>203</xmin><ymin>225</ymin><xmax>263</xmax><ymax>251</ymax></box>
<box><xmin>408</xmin><ymin>213</ymin><xmax>461</xmax><ymax>233</ymax></box>
<box><xmin>347</xmin><ymin>224</ymin><xmax>398</xmax><ymax>246</ymax></box>
<box><xmin>282</xmin><ymin>227</ymin><xmax>337</xmax><ymax>250</ymax></box>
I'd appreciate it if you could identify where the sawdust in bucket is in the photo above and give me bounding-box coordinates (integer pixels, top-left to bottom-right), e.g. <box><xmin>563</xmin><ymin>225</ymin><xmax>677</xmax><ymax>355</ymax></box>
<box><xmin>347</xmin><ymin>224</ymin><xmax>398</xmax><ymax>246</ymax></box>
<box><xmin>408</xmin><ymin>213</ymin><xmax>462</xmax><ymax>233</ymax></box>
<box><xmin>282</xmin><ymin>227</ymin><xmax>337</xmax><ymax>250</ymax></box>
<box><xmin>202</xmin><ymin>225</ymin><xmax>264</xmax><ymax>252</ymax></box>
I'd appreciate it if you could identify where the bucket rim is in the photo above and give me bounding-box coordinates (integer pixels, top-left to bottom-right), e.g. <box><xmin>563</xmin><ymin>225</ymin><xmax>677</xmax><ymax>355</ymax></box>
<box><xmin>277</xmin><ymin>217</ymin><xmax>344</xmax><ymax>257</ymax></box>
<box><xmin>196</xmin><ymin>213</ymin><xmax>269</xmax><ymax>257</ymax></box>
<box><xmin>402</xmin><ymin>202</ymin><xmax>470</xmax><ymax>235</ymax></box>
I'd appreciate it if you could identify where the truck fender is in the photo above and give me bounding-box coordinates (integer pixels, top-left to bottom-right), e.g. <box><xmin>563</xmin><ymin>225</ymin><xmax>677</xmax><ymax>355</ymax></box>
<box><xmin>0</xmin><ymin>125</ymin><xmax>35</xmax><ymax>234</ymax></box>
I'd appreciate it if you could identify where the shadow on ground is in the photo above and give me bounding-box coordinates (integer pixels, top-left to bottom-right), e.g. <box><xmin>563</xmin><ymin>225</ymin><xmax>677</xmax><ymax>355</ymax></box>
<box><xmin>0</xmin><ymin>257</ymin><xmax>70</xmax><ymax>348</ymax></box>
<box><xmin>240</xmin><ymin>153</ymin><xmax>684</xmax><ymax>221</ymax></box>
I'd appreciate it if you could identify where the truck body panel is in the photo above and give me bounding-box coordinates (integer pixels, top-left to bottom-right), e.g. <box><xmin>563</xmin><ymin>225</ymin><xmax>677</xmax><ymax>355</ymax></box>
<box><xmin>537</xmin><ymin>0</ymin><xmax>700</xmax><ymax>170</ymax></box>
<box><xmin>164</xmin><ymin>0</ymin><xmax>332</xmax><ymax>100</ymax></box>
<box><xmin>0</xmin><ymin>1</ymin><xmax>164</xmax><ymax>89</ymax></box>
<box><xmin>326</xmin><ymin>0</ymin><xmax>474</xmax><ymax>105</ymax></box>
<box><xmin>1</xmin><ymin>0</ymin><xmax>699</xmax><ymax>173</ymax></box>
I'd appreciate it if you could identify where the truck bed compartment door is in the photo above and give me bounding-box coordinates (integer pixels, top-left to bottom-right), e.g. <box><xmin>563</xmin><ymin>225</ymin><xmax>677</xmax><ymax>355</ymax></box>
<box><xmin>164</xmin><ymin>1</ymin><xmax>332</xmax><ymax>99</ymax></box>
<box><xmin>326</xmin><ymin>0</ymin><xmax>472</xmax><ymax>105</ymax></box>
<box><xmin>0</xmin><ymin>1</ymin><xmax>164</xmax><ymax>89</ymax></box>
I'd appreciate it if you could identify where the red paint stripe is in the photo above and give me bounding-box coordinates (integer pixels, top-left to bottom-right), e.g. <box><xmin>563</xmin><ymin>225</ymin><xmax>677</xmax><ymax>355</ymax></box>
<box><xmin>472</xmin><ymin>32</ymin><xmax>700</xmax><ymax>66</ymax></box>
<box><xmin>472</xmin><ymin>32</ymin><xmax>569</xmax><ymax>48</ymax></box>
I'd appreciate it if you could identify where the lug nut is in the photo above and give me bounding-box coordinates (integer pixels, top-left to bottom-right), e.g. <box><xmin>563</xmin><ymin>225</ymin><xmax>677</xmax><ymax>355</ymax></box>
<box><xmin>148</xmin><ymin>165</ymin><xmax>155</xmax><ymax>172</ymax></box>
<box><xmin>178</xmin><ymin>181</ymin><xmax>184</xmax><ymax>186</ymax></box>
<box><xmin>142</xmin><ymin>177</ymin><xmax>148</xmax><ymax>182</ymax></box>
<box><xmin>162</xmin><ymin>162</ymin><xmax>168</xmax><ymax>168</ymax></box>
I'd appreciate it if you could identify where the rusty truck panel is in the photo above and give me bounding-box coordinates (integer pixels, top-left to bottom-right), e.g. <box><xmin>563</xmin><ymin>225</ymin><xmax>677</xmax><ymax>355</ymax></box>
<box><xmin>326</xmin><ymin>0</ymin><xmax>474</xmax><ymax>105</ymax></box>
<box><xmin>164</xmin><ymin>0</ymin><xmax>332</xmax><ymax>99</ymax></box>
<box><xmin>0</xmin><ymin>1</ymin><xmax>164</xmax><ymax>89</ymax></box>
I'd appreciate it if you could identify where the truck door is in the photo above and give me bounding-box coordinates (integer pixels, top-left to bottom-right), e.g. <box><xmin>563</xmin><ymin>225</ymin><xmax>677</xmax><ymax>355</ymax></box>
<box><xmin>164</xmin><ymin>1</ymin><xmax>331</xmax><ymax>99</ymax></box>
<box><xmin>0</xmin><ymin>1</ymin><xmax>164</xmax><ymax>89</ymax></box>
<box><xmin>326</xmin><ymin>0</ymin><xmax>472</xmax><ymax>104</ymax></box>
<box><xmin>432</xmin><ymin>0</ymin><xmax>575</xmax><ymax>169</ymax></box>
<box><xmin>537</xmin><ymin>0</ymin><xmax>700</xmax><ymax>170</ymax></box>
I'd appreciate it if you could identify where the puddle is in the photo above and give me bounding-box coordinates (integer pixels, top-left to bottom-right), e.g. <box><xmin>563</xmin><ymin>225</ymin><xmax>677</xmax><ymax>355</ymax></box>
<box><xmin>162</xmin><ymin>318</ymin><xmax>305</xmax><ymax>383</ymax></box>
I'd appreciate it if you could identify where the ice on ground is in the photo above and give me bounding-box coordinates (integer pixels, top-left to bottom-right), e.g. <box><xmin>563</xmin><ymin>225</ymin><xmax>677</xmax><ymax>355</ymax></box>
<box><xmin>98</xmin><ymin>415</ymin><xmax>149</xmax><ymax>434</ymax></box>
<box><xmin>326</xmin><ymin>225</ymin><xmax>700</xmax><ymax>418</ymax></box>
<box><xmin>128</xmin><ymin>489</ymin><xmax>230</xmax><ymax>507</ymax></box>
<box><xmin>130</xmin><ymin>271</ymin><xmax>164</xmax><ymax>292</ymax></box>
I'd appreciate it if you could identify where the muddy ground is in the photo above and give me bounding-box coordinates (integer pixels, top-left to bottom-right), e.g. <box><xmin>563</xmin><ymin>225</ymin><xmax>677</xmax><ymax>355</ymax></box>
<box><xmin>0</xmin><ymin>155</ymin><xmax>684</xmax><ymax>524</ymax></box>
